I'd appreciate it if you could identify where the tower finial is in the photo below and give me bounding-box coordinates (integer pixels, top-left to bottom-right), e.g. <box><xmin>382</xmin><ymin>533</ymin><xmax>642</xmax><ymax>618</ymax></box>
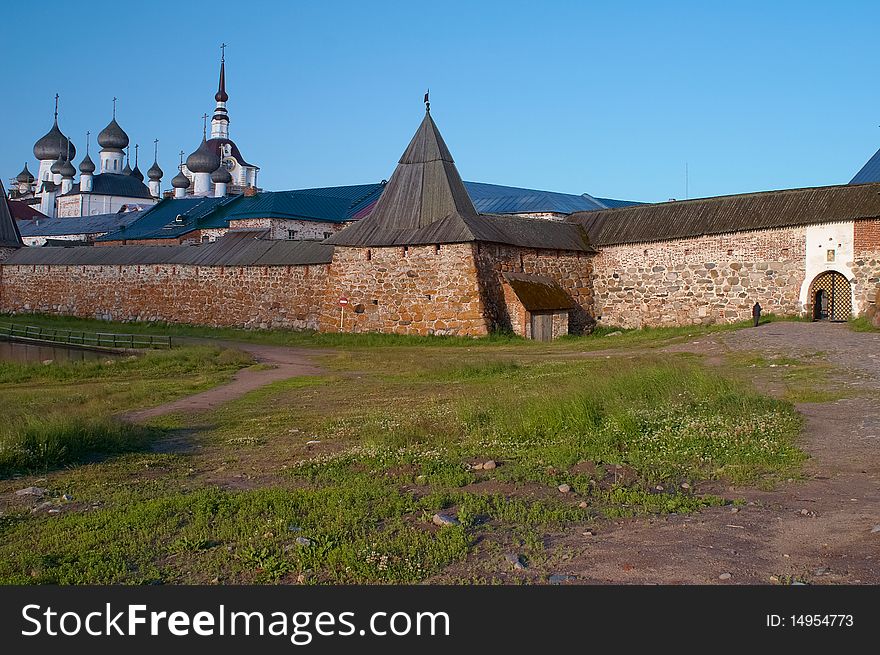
<box><xmin>154</xmin><ymin>139</ymin><xmax>159</xmax><ymax>162</ymax></box>
<box><xmin>86</xmin><ymin>130</ymin><xmax>91</xmax><ymax>155</ymax></box>
<box><xmin>221</xmin><ymin>42</ymin><xmax>226</xmax><ymax>62</ymax></box>
<box><xmin>112</xmin><ymin>96</ymin><xmax>117</xmax><ymax>119</ymax></box>
<box><xmin>215</xmin><ymin>44</ymin><xmax>229</xmax><ymax>104</ymax></box>
<box><xmin>179</xmin><ymin>150</ymin><xmax>185</xmax><ymax>168</ymax></box>
<box><xmin>134</xmin><ymin>143</ymin><xmax>139</xmax><ymax>167</ymax></box>
<box><xmin>424</xmin><ymin>89</ymin><xmax>430</xmax><ymax>113</ymax></box>
<box><xmin>202</xmin><ymin>113</ymin><xmax>208</xmax><ymax>139</ymax></box>
<box><xmin>54</xmin><ymin>94</ymin><xmax>59</xmax><ymax>121</ymax></box>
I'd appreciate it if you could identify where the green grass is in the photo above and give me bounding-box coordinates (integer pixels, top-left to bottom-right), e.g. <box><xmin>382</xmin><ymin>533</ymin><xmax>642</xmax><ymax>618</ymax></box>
<box><xmin>0</xmin><ymin>417</ymin><xmax>157</xmax><ymax>476</ymax></box>
<box><xmin>849</xmin><ymin>316</ymin><xmax>879</xmax><ymax>332</ymax></box>
<box><xmin>0</xmin><ymin>317</ymin><xmax>815</xmax><ymax>585</ymax></box>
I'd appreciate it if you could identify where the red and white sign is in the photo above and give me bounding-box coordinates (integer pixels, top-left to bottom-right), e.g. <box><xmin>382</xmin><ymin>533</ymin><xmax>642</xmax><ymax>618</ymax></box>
<box><xmin>338</xmin><ymin>297</ymin><xmax>349</xmax><ymax>306</ymax></box>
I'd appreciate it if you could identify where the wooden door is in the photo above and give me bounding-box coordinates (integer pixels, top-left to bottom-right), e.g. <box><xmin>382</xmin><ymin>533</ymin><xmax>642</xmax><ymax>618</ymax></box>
<box><xmin>530</xmin><ymin>313</ymin><xmax>553</xmax><ymax>341</ymax></box>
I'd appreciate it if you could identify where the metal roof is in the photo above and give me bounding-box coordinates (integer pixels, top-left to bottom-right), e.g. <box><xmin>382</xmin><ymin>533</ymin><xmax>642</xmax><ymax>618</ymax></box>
<box><xmin>95</xmin><ymin>196</ymin><xmax>235</xmax><ymax>241</ymax></box>
<box><xmin>465</xmin><ymin>182</ymin><xmax>609</xmax><ymax>214</ymax></box>
<box><xmin>569</xmin><ymin>182</ymin><xmax>880</xmax><ymax>246</ymax></box>
<box><xmin>61</xmin><ymin>173</ymin><xmax>153</xmax><ymax>199</ymax></box>
<box><xmin>850</xmin><ymin>147</ymin><xmax>880</xmax><ymax>184</ymax></box>
<box><xmin>16</xmin><ymin>211</ymin><xmax>145</xmax><ymax>237</ymax></box>
<box><xmin>0</xmin><ymin>181</ymin><xmax>24</xmax><ymax>248</ymax></box>
<box><xmin>4</xmin><ymin>233</ymin><xmax>333</xmax><ymax>267</ymax></box>
<box><xmin>212</xmin><ymin>184</ymin><xmax>384</xmax><ymax>224</ymax></box>
<box><xmin>503</xmin><ymin>272</ymin><xmax>576</xmax><ymax>311</ymax></box>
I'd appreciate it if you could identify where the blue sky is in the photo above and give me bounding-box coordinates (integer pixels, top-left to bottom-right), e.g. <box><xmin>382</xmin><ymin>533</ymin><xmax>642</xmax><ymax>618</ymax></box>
<box><xmin>3</xmin><ymin>0</ymin><xmax>879</xmax><ymax>203</ymax></box>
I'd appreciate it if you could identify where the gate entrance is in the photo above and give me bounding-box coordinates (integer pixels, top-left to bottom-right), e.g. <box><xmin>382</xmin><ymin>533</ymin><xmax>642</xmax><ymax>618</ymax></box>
<box><xmin>809</xmin><ymin>271</ymin><xmax>852</xmax><ymax>322</ymax></box>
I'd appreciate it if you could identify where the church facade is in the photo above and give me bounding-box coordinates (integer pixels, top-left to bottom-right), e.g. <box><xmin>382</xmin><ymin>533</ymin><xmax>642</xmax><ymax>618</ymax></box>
<box><xmin>2</xmin><ymin>108</ymin><xmax>880</xmax><ymax>337</ymax></box>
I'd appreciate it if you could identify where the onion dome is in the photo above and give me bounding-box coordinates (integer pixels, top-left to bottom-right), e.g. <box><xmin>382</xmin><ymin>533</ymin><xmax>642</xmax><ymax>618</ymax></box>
<box><xmin>33</xmin><ymin>121</ymin><xmax>75</xmax><ymax>161</ymax></box>
<box><xmin>147</xmin><ymin>160</ymin><xmax>163</xmax><ymax>181</ymax></box>
<box><xmin>131</xmin><ymin>164</ymin><xmax>144</xmax><ymax>182</ymax></box>
<box><xmin>122</xmin><ymin>160</ymin><xmax>133</xmax><ymax>176</ymax></box>
<box><xmin>60</xmin><ymin>158</ymin><xmax>76</xmax><ymax>179</ymax></box>
<box><xmin>16</xmin><ymin>163</ymin><xmax>34</xmax><ymax>184</ymax></box>
<box><xmin>79</xmin><ymin>153</ymin><xmax>96</xmax><ymax>174</ymax></box>
<box><xmin>41</xmin><ymin>180</ymin><xmax>57</xmax><ymax>193</ymax></box>
<box><xmin>50</xmin><ymin>153</ymin><xmax>66</xmax><ymax>174</ymax></box>
<box><xmin>97</xmin><ymin>118</ymin><xmax>129</xmax><ymax>151</ymax></box>
<box><xmin>186</xmin><ymin>137</ymin><xmax>221</xmax><ymax>174</ymax></box>
<box><xmin>171</xmin><ymin>169</ymin><xmax>190</xmax><ymax>189</ymax></box>
<box><xmin>211</xmin><ymin>165</ymin><xmax>232</xmax><ymax>184</ymax></box>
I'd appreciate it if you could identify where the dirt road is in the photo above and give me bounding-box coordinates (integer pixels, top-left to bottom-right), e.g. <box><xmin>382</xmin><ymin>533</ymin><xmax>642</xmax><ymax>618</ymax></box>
<box><xmin>124</xmin><ymin>342</ymin><xmax>325</xmax><ymax>423</ymax></box>
<box><xmin>553</xmin><ymin>322</ymin><xmax>880</xmax><ymax>584</ymax></box>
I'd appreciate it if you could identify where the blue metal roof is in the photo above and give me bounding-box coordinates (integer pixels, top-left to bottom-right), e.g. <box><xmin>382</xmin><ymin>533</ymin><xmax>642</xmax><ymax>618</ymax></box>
<box><xmin>850</xmin><ymin>147</ymin><xmax>880</xmax><ymax>184</ymax></box>
<box><xmin>212</xmin><ymin>184</ymin><xmax>384</xmax><ymax>224</ymax></box>
<box><xmin>99</xmin><ymin>182</ymin><xmax>641</xmax><ymax>242</ymax></box>
<box><xmin>463</xmin><ymin>181</ymin><xmax>610</xmax><ymax>213</ymax></box>
<box><xmin>95</xmin><ymin>196</ymin><xmax>235</xmax><ymax>241</ymax></box>
<box><xmin>17</xmin><ymin>211</ymin><xmax>145</xmax><ymax>237</ymax></box>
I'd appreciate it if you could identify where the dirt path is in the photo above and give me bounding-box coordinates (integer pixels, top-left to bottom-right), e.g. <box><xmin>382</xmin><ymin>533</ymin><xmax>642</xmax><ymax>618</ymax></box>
<box><xmin>124</xmin><ymin>341</ymin><xmax>326</xmax><ymax>423</ymax></box>
<box><xmin>550</xmin><ymin>322</ymin><xmax>880</xmax><ymax>584</ymax></box>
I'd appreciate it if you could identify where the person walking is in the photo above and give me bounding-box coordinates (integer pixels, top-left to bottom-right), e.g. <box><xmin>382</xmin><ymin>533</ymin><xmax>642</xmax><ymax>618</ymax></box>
<box><xmin>752</xmin><ymin>301</ymin><xmax>762</xmax><ymax>327</ymax></box>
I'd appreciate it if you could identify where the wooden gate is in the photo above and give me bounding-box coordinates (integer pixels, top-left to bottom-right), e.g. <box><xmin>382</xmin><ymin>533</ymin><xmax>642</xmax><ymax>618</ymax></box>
<box><xmin>809</xmin><ymin>271</ymin><xmax>852</xmax><ymax>322</ymax></box>
<box><xmin>530</xmin><ymin>313</ymin><xmax>553</xmax><ymax>341</ymax></box>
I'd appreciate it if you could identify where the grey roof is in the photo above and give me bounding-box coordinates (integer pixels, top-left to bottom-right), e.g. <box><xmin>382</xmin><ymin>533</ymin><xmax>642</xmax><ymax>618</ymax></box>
<box><xmin>211</xmin><ymin>165</ymin><xmax>232</xmax><ymax>184</ymax></box>
<box><xmin>79</xmin><ymin>154</ymin><xmax>96</xmax><ymax>174</ymax></box>
<box><xmin>60</xmin><ymin>173</ymin><xmax>153</xmax><ymax>199</ymax></box>
<box><xmin>60</xmin><ymin>158</ymin><xmax>76</xmax><ymax>179</ymax></box>
<box><xmin>4</xmin><ymin>233</ymin><xmax>333</xmax><ymax>267</ymax></box>
<box><xmin>147</xmin><ymin>160</ymin><xmax>163</xmax><ymax>181</ymax></box>
<box><xmin>98</xmin><ymin>118</ymin><xmax>129</xmax><ymax>150</ymax></box>
<box><xmin>16</xmin><ymin>163</ymin><xmax>34</xmax><ymax>184</ymax></box>
<box><xmin>172</xmin><ymin>169</ymin><xmax>190</xmax><ymax>188</ymax></box>
<box><xmin>465</xmin><ymin>182</ymin><xmax>622</xmax><ymax>214</ymax></box>
<box><xmin>186</xmin><ymin>137</ymin><xmax>221</xmax><ymax>173</ymax></box>
<box><xmin>16</xmin><ymin>211</ymin><xmax>145</xmax><ymax>237</ymax></box>
<box><xmin>0</xmin><ymin>181</ymin><xmax>24</xmax><ymax>248</ymax></box>
<box><xmin>327</xmin><ymin>111</ymin><xmax>593</xmax><ymax>252</ymax></box>
<box><xmin>33</xmin><ymin>120</ymin><xmax>75</xmax><ymax>161</ymax></box>
<box><xmin>569</xmin><ymin>182</ymin><xmax>880</xmax><ymax>247</ymax></box>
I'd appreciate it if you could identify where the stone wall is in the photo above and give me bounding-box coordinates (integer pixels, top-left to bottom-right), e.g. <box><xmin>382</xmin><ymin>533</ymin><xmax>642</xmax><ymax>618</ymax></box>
<box><xmin>0</xmin><ymin>262</ymin><xmax>328</xmax><ymax>330</ymax></box>
<box><xmin>319</xmin><ymin>243</ymin><xmax>488</xmax><ymax>336</ymax></box>
<box><xmin>502</xmin><ymin>279</ymin><xmax>569</xmax><ymax>340</ymax></box>
<box><xmin>474</xmin><ymin>244</ymin><xmax>594</xmax><ymax>333</ymax></box>
<box><xmin>591</xmin><ymin>227</ymin><xmax>807</xmax><ymax>328</ymax></box>
<box><xmin>0</xmin><ymin>247</ymin><xmax>16</xmax><ymax>263</ymax></box>
<box><xmin>228</xmin><ymin>218</ymin><xmax>345</xmax><ymax>241</ymax></box>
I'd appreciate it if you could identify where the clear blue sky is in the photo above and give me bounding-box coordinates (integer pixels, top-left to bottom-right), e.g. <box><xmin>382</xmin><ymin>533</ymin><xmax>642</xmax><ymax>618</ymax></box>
<box><xmin>3</xmin><ymin>0</ymin><xmax>879</xmax><ymax>203</ymax></box>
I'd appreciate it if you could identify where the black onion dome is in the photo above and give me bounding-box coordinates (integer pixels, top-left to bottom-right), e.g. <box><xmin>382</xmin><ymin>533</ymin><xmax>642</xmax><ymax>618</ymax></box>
<box><xmin>16</xmin><ymin>164</ymin><xmax>34</xmax><ymax>184</ymax></box>
<box><xmin>97</xmin><ymin>118</ymin><xmax>129</xmax><ymax>150</ymax></box>
<box><xmin>33</xmin><ymin>121</ymin><xmax>75</xmax><ymax>161</ymax></box>
<box><xmin>147</xmin><ymin>160</ymin><xmax>163</xmax><ymax>181</ymax></box>
<box><xmin>60</xmin><ymin>158</ymin><xmax>76</xmax><ymax>178</ymax></box>
<box><xmin>122</xmin><ymin>161</ymin><xmax>133</xmax><ymax>176</ymax></box>
<box><xmin>79</xmin><ymin>154</ymin><xmax>96</xmax><ymax>174</ymax></box>
<box><xmin>131</xmin><ymin>165</ymin><xmax>144</xmax><ymax>182</ymax></box>
<box><xmin>171</xmin><ymin>169</ymin><xmax>190</xmax><ymax>188</ymax></box>
<box><xmin>50</xmin><ymin>154</ymin><xmax>66</xmax><ymax>174</ymax></box>
<box><xmin>211</xmin><ymin>165</ymin><xmax>232</xmax><ymax>184</ymax></box>
<box><xmin>186</xmin><ymin>138</ymin><xmax>221</xmax><ymax>173</ymax></box>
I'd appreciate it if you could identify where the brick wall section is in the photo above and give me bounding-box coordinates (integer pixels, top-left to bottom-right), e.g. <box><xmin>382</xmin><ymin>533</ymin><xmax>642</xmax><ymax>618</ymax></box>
<box><xmin>591</xmin><ymin>227</ymin><xmax>807</xmax><ymax>328</ymax></box>
<box><xmin>319</xmin><ymin>243</ymin><xmax>489</xmax><ymax>336</ymax></box>
<box><xmin>854</xmin><ymin>218</ymin><xmax>880</xmax><ymax>254</ymax></box>
<box><xmin>229</xmin><ymin>218</ymin><xmax>345</xmax><ymax>241</ymax></box>
<box><xmin>0</xmin><ymin>263</ymin><xmax>328</xmax><ymax>330</ymax></box>
<box><xmin>474</xmin><ymin>244</ymin><xmax>594</xmax><ymax>333</ymax></box>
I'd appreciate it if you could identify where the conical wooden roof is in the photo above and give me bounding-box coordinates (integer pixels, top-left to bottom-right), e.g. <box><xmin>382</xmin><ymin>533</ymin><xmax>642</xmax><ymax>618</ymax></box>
<box><xmin>0</xmin><ymin>181</ymin><xmax>24</xmax><ymax>249</ymax></box>
<box><xmin>328</xmin><ymin>111</ymin><xmax>592</xmax><ymax>251</ymax></box>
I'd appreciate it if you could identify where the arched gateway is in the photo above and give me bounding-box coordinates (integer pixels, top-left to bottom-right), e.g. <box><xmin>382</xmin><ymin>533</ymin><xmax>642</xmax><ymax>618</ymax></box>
<box><xmin>808</xmin><ymin>271</ymin><xmax>852</xmax><ymax>321</ymax></box>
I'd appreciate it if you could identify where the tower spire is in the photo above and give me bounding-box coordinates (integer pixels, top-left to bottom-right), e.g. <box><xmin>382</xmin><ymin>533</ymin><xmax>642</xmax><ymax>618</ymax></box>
<box><xmin>424</xmin><ymin>89</ymin><xmax>430</xmax><ymax>113</ymax></box>
<box><xmin>216</xmin><ymin>43</ymin><xmax>228</xmax><ymax>102</ymax></box>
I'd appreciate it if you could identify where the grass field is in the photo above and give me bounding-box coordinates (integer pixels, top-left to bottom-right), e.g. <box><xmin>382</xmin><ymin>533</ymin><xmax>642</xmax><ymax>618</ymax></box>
<box><xmin>0</xmin><ymin>316</ymin><xmax>808</xmax><ymax>584</ymax></box>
